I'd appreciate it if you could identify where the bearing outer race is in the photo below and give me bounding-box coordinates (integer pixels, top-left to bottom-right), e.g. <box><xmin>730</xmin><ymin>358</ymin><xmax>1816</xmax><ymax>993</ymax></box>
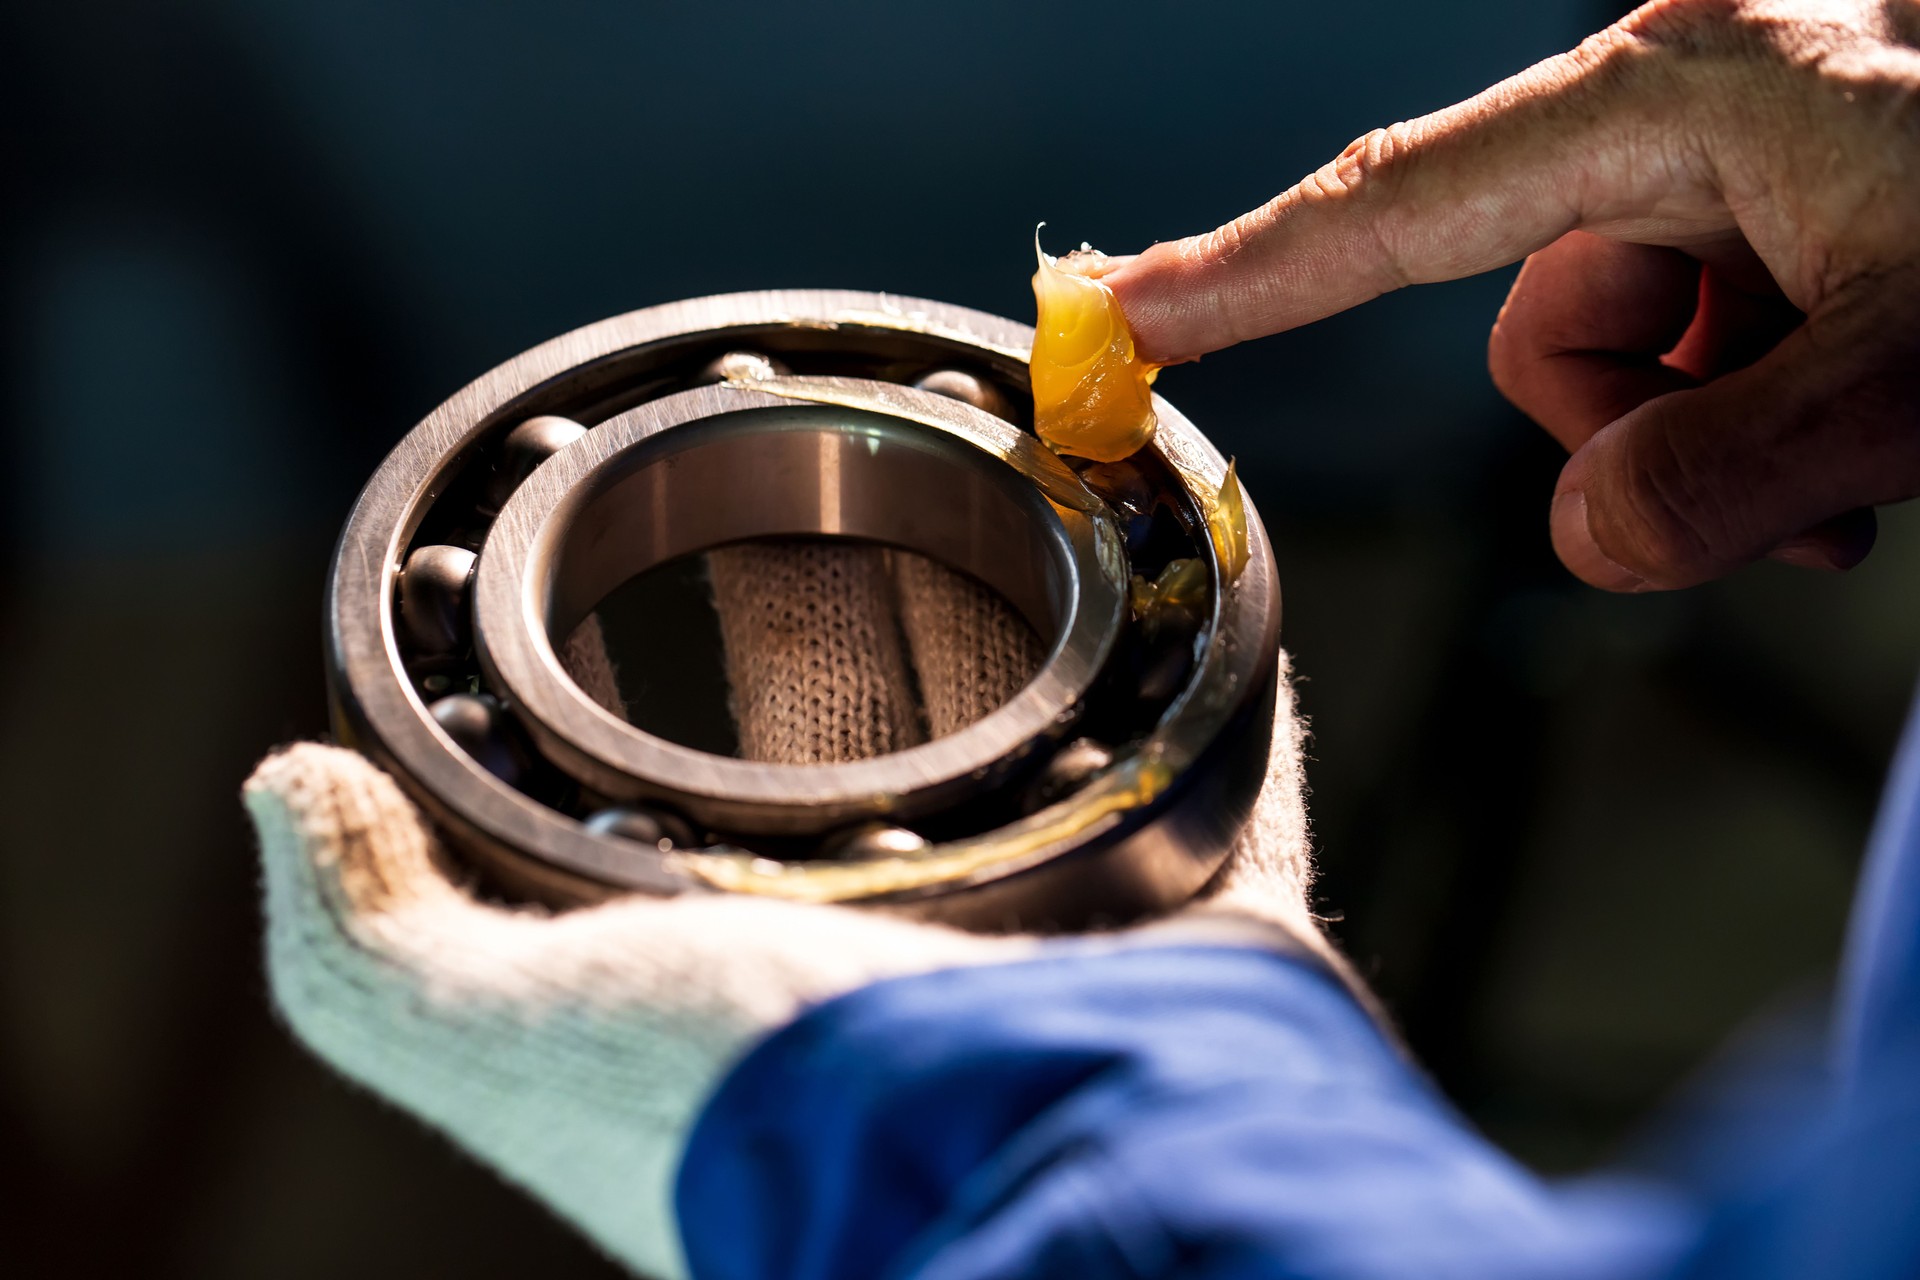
<box><xmin>325</xmin><ymin>291</ymin><xmax>1282</xmax><ymax>921</ymax></box>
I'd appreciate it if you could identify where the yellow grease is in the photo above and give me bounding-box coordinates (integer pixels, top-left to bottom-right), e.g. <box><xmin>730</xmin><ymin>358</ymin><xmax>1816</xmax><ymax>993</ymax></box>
<box><xmin>1205</xmin><ymin>460</ymin><xmax>1250</xmax><ymax>583</ymax></box>
<box><xmin>671</xmin><ymin>750</ymin><xmax>1175</xmax><ymax>902</ymax></box>
<box><xmin>1030</xmin><ymin>234</ymin><xmax>1159</xmax><ymax>462</ymax></box>
<box><xmin>1129</xmin><ymin>557</ymin><xmax>1208</xmax><ymax>640</ymax></box>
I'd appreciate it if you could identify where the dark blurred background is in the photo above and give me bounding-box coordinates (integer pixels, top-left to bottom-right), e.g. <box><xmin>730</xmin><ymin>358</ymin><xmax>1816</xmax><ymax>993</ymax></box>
<box><xmin>6</xmin><ymin>1</ymin><xmax>1917</xmax><ymax>1275</ymax></box>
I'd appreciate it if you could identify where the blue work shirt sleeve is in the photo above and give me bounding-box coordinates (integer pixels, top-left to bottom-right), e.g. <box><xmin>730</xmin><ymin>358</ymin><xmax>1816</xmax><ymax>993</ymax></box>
<box><xmin>676</xmin><ymin>945</ymin><xmax>1693</xmax><ymax>1280</ymax></box>
<box><xmin>678</xmin><ymin>678</ymin><xmax>1920</xmax><ymax>1280</ymax></box>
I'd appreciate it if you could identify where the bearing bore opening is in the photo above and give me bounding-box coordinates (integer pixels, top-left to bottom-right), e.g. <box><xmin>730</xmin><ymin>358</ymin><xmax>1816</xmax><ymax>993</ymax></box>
<box><xmin>544</xmin><ymin>407</ymin><xmax>1070</xmax><ymax>764</ymax></box>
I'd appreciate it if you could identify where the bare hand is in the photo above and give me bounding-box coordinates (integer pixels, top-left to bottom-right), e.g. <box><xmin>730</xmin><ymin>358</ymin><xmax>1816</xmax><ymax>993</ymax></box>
<box><xmin>1109</xmin><ymin>0</ymin><xmax>1920</xmax><ymax>591</ymax></box>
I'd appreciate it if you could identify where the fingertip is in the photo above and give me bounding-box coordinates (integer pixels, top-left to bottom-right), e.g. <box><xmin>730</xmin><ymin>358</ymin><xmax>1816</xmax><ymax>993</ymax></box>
<box><xmin>1489</xmin><ymin>236</ymin><xmax>1704</xmax><ymax>450</ymax></box>
<box><xmin>1769</xmin><ymin>542</ymin><xmax>1842</xmax><ymax>571</ymax></box>
<box><xmin>245</xmin><ymin>741</ymin><xmax>448</xmax><ymax>917</ymax></box>
<box><xmin>1550</xmin><ymin>487</ymin><xmax>1651</xmax><ymax>593</ymax></box>
<box><xmin>1104</xmin><ymin>243</ymin><xmax>1203</xmax><ymax>365</ymax></box>
<box><xmin>1769</xmin><ymin>508</ymin><xmax>1877</xmax><ymax>572</ymax></box>
<box><xmin>245</xmin><ymin>743</ymin><xmax>346</xmax><ymax>864</ymax></box>
<box><xmin>246</xmin><ymin>740</ymin><xmax>378</xmax><ymax>803</ymax></box>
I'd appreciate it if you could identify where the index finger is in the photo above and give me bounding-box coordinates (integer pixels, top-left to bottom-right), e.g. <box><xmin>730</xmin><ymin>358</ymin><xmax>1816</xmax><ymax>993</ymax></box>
<box><xmin>1106</xmin><ymin>22</ymin><xmax>1723</xmax><ymax>363</ymax></box>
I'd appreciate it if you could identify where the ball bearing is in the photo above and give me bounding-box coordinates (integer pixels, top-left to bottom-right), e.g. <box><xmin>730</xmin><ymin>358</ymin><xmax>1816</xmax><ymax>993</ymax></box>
<box><xmin>325</xmin><ymin>291</ymin><xmax>1282</xmax><ymax>931</ymax></box>
<box><xmin>397</xmin><ymin>544</ymin><xmax>478</xmax><ymax>655</ymax></box>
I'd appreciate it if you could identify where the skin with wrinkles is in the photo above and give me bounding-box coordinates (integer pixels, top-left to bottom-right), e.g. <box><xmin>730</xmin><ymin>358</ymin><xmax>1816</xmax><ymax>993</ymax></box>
<box><xmin>1108</xmin><ymin>0</ymin><xmax>1920</xmax><ymax>592</ymax></box>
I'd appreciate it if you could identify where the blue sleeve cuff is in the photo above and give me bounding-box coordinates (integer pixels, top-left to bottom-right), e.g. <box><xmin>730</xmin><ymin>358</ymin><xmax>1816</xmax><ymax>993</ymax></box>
<box><xmin>675</xmin><ymin>943</ymin><xmax>1691</xmax><ymax>1280</ymax></box>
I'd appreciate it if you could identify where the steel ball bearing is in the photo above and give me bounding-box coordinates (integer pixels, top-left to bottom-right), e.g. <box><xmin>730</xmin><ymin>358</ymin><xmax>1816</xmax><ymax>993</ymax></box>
<box><xmin>325</xmin><ymin>291</ymin><xmax>1282</xmax><ymax>931</ymax></box>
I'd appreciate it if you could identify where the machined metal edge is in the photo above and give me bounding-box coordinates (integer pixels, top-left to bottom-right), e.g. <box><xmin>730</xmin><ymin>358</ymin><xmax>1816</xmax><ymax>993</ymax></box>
<box><xmin>472</xmin><ymin>382</ymin><xmax>1128</xmax><ymax>834</ymax></box>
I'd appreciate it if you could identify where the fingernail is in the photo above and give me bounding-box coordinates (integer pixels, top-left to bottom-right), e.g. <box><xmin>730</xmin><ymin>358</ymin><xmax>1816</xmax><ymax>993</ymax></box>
<box><xmin>1769</xmin><ymin>511</ymin><xmax>1876</xmax><ymax>572</ymax></box>
<box><xmin>1551</xmin><ymin>490</ymin><xmax>1648</xmax><ymax>592</ymax></box>
<box><xmin>1769</xmin><ymin>537</ymin><xmax>1842</xmax><ymax>571</ymax></box>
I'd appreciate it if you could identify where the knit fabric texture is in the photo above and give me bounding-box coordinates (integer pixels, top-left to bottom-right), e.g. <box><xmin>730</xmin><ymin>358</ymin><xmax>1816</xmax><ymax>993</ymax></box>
<box><xmin>706</xmin><ymin>541</ymin><xmax>1042</xmax><ymax>763</ymax></box>
<box><xmin>560</xmin><ymin>613</ymin><xmax>626</xmax><ymax>718</ymax></box>
<box><xmin>707</xmin><ymin>541</ymin><xmax>923</xmax><ymax>763</ymax></box>
<box><xmin>891</xmin><ymin>548</ymin><xmax>1046</xmax><ymax>741</ymax></box>
<box><xmin>247</xmin><ymin>744</ymin><xmax>1036</xmax><ymax>1280</ymax></box>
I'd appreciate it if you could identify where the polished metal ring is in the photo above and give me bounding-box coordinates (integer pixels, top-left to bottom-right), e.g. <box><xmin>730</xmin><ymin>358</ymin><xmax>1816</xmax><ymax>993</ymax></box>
<box><xmin>326</xmin><ymin>291</ymin><xmax>1282</xmax><ymax>931</ymax></box>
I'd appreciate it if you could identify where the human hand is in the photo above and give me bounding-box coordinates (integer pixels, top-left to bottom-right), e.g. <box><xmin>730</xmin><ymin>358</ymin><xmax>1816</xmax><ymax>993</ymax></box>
<box><xmin>246</xmin><ymin>545</ymin><xmax>1331</xmax><ymax>1279</ymax></box>
<box><xmin>1108</xmin><ymin>0</ymin><xmax>1920</xmax><ymax>591</ymax></box>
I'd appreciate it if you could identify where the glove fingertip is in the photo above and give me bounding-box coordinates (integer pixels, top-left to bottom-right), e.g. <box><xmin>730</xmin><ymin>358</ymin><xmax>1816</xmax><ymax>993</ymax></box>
<box><xmin>244</xmin><ymin>741</ymin><xmax>447</xmax><ymax>917</ymax></box>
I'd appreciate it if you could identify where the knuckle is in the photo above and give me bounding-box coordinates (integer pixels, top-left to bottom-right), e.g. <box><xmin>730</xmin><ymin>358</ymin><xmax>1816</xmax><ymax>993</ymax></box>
<box><xmin>1302</xmin><ymin>123</ymin><xmax>1420</xmax><ymax>288</ymax></box>
<box><xmin>1192</xmin><ymin>215</ymin><xmax>1250</xmax><ymax>270</ymax></box>
<box><xmin>1618</xmin><ymin>0</ymin><xmax>1739</xmax><ymax>47</ymax></box>
<box><xmin>1486</xmin><ymin>311</ymin><xmax>1527</xmax><ymax>400</ymax></box>
<box><xmin>1563</xmin><ymin>22</ymin><xmax>1649</xmax><ymax>78</ymax></box>
<box><xmin>1314</xmin><ymin>123</ymin><xmax>1415</xmax><ymax>205</ymax></box>
<box><xmin>1616</xmin><ymin>0</ymin><xmax>1800</xmax><ymax>58</ymax></box>
<box><xmin>1486</xmin><ymin>269</ymin><xmax>1558</xmax><ymax>415</ymax></box>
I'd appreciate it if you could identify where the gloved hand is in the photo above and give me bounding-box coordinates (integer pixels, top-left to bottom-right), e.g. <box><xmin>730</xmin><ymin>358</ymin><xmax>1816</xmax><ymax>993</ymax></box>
<box><xmin>246</xmin><ymin>542</ymin><xmax>1338</xmax><ymax>1280</ymax></box>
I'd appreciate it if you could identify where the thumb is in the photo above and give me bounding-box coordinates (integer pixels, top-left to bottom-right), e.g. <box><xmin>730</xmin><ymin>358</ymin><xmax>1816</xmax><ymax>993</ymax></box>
<box><xmin>243</xmin><ymin>742</ymin><xmax>1013</xmax><ymax>1044</ymax></box>
<box><xmin>243</xmin><ymin>743</ymin><xmax>748</xmax><ymax>1280</ymax></box>
<box><xmin>1550</xmin><ymin>287</ymin><xmax>1920</xmax><ymax>591</ymax></box>
<box><xmin>246</xmin><ymin>741</ymin><xmax>466</xmax><ymax>932</ymax></box>
<box><xmin>243</xmin><ymin>744</ymin><xmax>1036</xmax><ymax>1279</ymax></box>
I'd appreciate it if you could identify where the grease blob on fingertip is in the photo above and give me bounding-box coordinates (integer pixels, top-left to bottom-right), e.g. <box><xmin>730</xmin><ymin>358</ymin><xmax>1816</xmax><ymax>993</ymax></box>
<box><xmin>1030</xmin><ymin>230</ymin><xmax>1159</xmax><ymax>463</ymax></box>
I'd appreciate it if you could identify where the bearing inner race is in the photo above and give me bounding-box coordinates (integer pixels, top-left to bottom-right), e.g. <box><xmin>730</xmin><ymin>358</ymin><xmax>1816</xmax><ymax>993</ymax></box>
<box><xmin>474</xmin><ymin>384</ymin><xmax>1126</xmax><ymax>836</ymax></box>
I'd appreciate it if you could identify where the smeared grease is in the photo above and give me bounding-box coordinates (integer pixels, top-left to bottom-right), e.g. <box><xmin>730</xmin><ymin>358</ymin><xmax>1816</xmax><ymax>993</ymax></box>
<box><xmin>1206</xmin><ymin>460</ymin><xmax>1249</xmax><ymax>583</ymax></box>
<box><xmin>1129</xmin><ymin>557</ymin><xmax>1208</xmax><ymax>640</ymax></box>
<box><xmin>670</xmin><ymin>749</ymin><xmax>1175</xmax><ymax>902</ymax></box>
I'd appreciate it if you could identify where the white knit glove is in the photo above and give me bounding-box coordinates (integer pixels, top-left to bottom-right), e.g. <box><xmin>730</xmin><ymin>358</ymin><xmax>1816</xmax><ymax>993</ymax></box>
<box><xmin>246</xmin><ymin>544</ymin><xmax>1337</xmax><ymax>1280</ymax></box>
